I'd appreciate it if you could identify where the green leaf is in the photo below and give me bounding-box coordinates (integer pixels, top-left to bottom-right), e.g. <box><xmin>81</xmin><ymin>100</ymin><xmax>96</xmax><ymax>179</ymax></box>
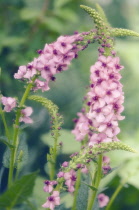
<box><xmin>20</xmin><ymin>8</ymin><xmax>41</xmax><ymax>20</ymax></box>
<box><xmin>82</xmin><ymin>182</ymin><xmax>97</xmax><ymax>191</ymax></box>
<box><xmin>111</xmin><ymin>28</ymin><xmax>139</xmax><ymax>37</ymax></box>
<box><xmin>42</xmin><ymin>17</ymin><xmax>65</xmax><ymax>34</ymax></box>
<box><xmin>77</xmin><ymin>175</ymin><xmax>89</xmax><ymax>210</ymax></box>
<box><xmin>55</xmin><ymin>8</ymin><xmax>78</xmax><ymax>23</ymax></box>
<box><xmin>54</xmin><ymin>0</ymin><xmax>71</xmax><ymax>9</ymax></box>
<box><xmin>16</xmin><ymin>133</ymin><xmax>28</xmax><ymax>168</ymax></box>
<box><xmin>0</xmin><ymin>171</ymin><xmax>38</xmax><ymax>208</ymax></box>
<box><xmin>3</xmin><ymin>147</ymin><xmax>11</xmax><ymax>168</ymax></box>
<box><xmin>33</xmin><ymin>176</ymin><xmax>47</xmax><ymax>209</ymax></box>
<box><xmin>0</xmin><ymin>136</ymin><xmax>14</xmax><ymax>148</ymax></box>
<box><xmin>41</xmin><ymin>129</ymin><xmax>80</xmax><ymax>154</ymax></box>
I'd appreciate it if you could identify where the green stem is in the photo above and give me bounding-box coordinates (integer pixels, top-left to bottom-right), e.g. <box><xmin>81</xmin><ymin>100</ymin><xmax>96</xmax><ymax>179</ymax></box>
<box><xmin>8</xmin><ymin>77</ymin><xmax>36</xmax><ymax>188</ymax></box>
<box><xmin>50</xmin><ymin>137</ymin><xmax>57</xmax><ymax>180</ymax></box>
<box><xmin>87</xmin><ymin>154</ymin><xmax>103</xmax><ymax>210</ymax></box>
<box><xmin>106</xmin><ymin>179</ymin><xmax>127</xmax><ymax>210</ymax></box>
<box><xmin>49</xmin><ymin>112</ymin><xmax>60</xmax><ymax>180</ymax></box>
<box><xmin>0</xmin><ymin>105</ymin><xmax>11</xmax><ymax>141</ymax></box>
<box><xmin>72</xmin><ymin>169</ymin><xmax>81</xmax><ymax>210</ymax></box>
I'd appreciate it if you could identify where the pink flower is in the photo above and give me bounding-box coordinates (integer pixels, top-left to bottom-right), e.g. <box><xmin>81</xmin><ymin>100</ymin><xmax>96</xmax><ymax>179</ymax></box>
<box><xmin>43</xmin><ymin>180</ymin><xmax>57</xmax><ymax>193</ymax></box>
<box><xmin>1</xmin><ymin>96</ymin><xmax>16</xmax><ymax>112</ymax></box>
<box><xmin>14</xmin><ymin>66</ymin><xmax>27</xmax><ymax>79</ymax></box>
<box><xmin>57</xmin><ymin>171</ymin><xmax>64</xmax><ymax>178</ymax></box>
<box><xmin>98</xmin><ymin>193</ymin><xmax>109</xmax><ymax>208</ymax></box>
<box><xmin>72</xmin><ymin>112</ymin><xmax>89</xmax><ymax>141</ymax></box>
<box><xmin>81</xmin><ymin>165</ymin><xmax>88</xmax><ymax>174</ymax></box>
<box><xmin>64</xmin><ymin>169</ymin><xmax>77</xmax><ymax>192</ymax></box>
<box><xmin>62</xmin><ymin>161</ymin><xmax>69</xmax><ymax>167</ymax></box>
<box><xmin>42</xmin><ymin>191</ymin><xmax>60</xmax><ymax>210</ymax></box>
<box><xmin>72</xmin><ymin>55</ymin><xmax>125</xmax><ymax>146</ymax></box>
<box><xmin>19</xmin><ymin>107</ymin><xmax>33</xmax><ymax>123</ymax></box>
<box><xmin>14</xmin><ymin>33</ymin><xmax>84</xmax><ymax>92</ymax></box>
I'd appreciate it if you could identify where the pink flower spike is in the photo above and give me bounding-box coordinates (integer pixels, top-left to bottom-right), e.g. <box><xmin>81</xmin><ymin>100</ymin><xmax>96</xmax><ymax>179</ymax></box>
<box><xmin>42</xmin><ymin>191</ymin><xmax>60</xmax><ymax>210</ymax></box>
<box><xmin>19</xmin><ymin>107</ymin><xmax>33</xmax><ymax>124</ymax></box>
<box><xmin>98</xmin><ymin>193</ymin><xmax>109</xmax><ymax>208</ymax></box>
<box><xmin>1</xmin><ymin>96</ymin><xmax>16</xmax><ymax>112</ymax></box>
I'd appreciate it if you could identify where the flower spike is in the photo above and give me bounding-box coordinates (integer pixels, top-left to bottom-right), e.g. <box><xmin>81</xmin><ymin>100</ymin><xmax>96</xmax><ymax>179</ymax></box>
<box><xmin>111</xmin><ymin>28</ymin><xmax>139</xmax><ymax>37</ymax></box>
<box><xmin>80</xmin><ymin>5</ymin><xmax>106</xmax><ymax>28</ymax></box>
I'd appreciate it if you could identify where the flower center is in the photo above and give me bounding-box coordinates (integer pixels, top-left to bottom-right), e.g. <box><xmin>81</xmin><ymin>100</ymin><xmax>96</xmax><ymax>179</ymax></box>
<box><xmin>48</xmin><ymin>196</ymin><xmax>54</xmax><ymax>202</ymax></box>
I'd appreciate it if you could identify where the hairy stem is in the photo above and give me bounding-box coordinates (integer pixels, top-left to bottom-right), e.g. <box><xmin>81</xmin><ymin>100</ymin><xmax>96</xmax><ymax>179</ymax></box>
<box><xmin>8</xmin><ymin>77</ymin><xmax>36</xmax><ymax>188</ymax></box>
<box><xmin>72</xmin><ymin>169</ymin><xmax>81</xmax><ymax>210</ymax></box>
<box><xmin>87</xmin><ymin>154</ymin><xmax>103</xmax><ymax>210</ymax></box>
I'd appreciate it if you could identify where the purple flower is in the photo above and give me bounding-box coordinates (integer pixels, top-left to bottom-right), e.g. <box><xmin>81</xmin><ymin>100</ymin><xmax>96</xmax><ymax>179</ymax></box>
<box><xmin>43</xmin><ymin>180</ymin><xmax>57</xmax><ymax>193</ymax></box>
<box><xmin>14</xmin><ymin>33</ymin><xmax>84</xmax><ymax>92</ymax></box>
<box><xmin>98</xmin><ymin>193</ymin><xmax>109</xmax><ymax>208</ymax></box>
<box><xmin>72</xmin><ymin>55</ymin><xmax>125</xmax><ymax>145</ymax></box>
<box><xmin>62</xmin><ymin>161</ymin><xmax>69</xmax><ymax>167</ymax></box>
<box><xmin>1</xmin><ymin>96</ymin><xmax>16</xmax><ymax>112</ymax></box>
<box><xmin>64</xmin><ymin>169</ymin><xmax>77</xmax><ymax>193</ymax></box>
<box><xmin>19</xmin><ymin>107</ymin><xmax>33</xmax><ymax>123</ymax></box>
<box><xmin>42</xmin><ymin>191</ymin><xmax>60</xmax><ymax>209</ymax></box>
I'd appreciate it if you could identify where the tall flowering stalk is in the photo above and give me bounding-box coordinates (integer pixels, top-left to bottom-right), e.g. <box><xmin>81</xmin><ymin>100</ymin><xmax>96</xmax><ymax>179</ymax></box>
<box><xmin>0</xmin><ymin>4</ymin><xmax>138</xmax><ymax>210</ymax></box>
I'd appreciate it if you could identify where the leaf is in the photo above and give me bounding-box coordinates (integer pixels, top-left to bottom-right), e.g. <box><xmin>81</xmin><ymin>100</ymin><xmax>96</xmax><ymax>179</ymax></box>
<box><xmin>54</xmin><ymin>0</ymin><xmax>71</xmax><ymax>9</ymax></box>
<box><xmin>55</xmin><ymin>8</ymin><xmax>78</xmax><ymax>23</ymax></box>
<box><xmin>0</xmin><ymin>171</ymin><xmax>38</xmax><ymax>208</ymax></box>
<box><xmin>3</xmin><ymin>147</ymin><xmax>11</xmax><ymax>168</ymax></box>
<box><xmin>0</xmin><ymin>136</ymin><xmax>14</xmax><ymax>148</ymax></box>
<box><xmin>103</xmin><ymin>166</ymin><xmax>119</xmax><ymax>178</ymax></box>
<box><xmin>20</xmin><ymin>8</ymin><xmax>41</xmax><ymax>20</ymax></box>
<box><xmin>41</xmin><ymin>129</ymin><xmax>80</xmax><ymax>154</ymax></box>
<box><xmin>82</xmin><ymin>182</ymin><xmax>97</xmax><ymax>191</ymax></box>
<box><xmin>111</xmin><ymin>28</ymin><xmax>139</xmax><ymax>37</ymax></box>
<box><xmin>33</xmin><ymin>176</ymin><xmax>47</xmax><ymax>209</ymax></box>
<box><xmin>2</xmin><ymin>133</ymin><xmax>28</xmax><ymax>168</ymax></box>
<box><xmin>77</xmin><ymin>175</ymin><xmax>89</xmax><ymax>210</ymax></box>
<box><xmin>15</xmin><ymin>133</ymin><xmax>28</xmax><ymax>168</ymax></box>
<box><xmin>43</xmin><ymin>17</ymin><xmax>65</xmax><ymax>34</ymax></box>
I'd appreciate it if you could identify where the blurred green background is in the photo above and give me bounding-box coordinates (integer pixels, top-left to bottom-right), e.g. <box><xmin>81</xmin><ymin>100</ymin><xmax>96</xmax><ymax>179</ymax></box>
<box><xmin>0</xmin><ymin>0</ymin><xmax>139</xmax><ymax>209</ymax></box>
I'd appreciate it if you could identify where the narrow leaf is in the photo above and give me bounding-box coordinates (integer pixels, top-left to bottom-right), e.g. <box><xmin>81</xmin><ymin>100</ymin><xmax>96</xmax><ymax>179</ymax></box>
<box><xmin>82</xmin><ymin>182</ymin><xmax>97</xmax><ymax>191</ymax></box>
<box><xmin>0</xmin><ymin>171</ymin><xmax>38</xmax><ymax>208</ymax></box>
<box><xmin>111</xmin><ymin>28</ymin><xmax>139</xmax><ymax>37</ymax></box>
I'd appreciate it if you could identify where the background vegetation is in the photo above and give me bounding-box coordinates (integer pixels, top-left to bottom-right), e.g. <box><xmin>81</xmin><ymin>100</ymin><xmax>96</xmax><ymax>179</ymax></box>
<box><xmin>0</xmin><ymin>0</ymin><xmax>139</xmax><ymax>209</ymax></box>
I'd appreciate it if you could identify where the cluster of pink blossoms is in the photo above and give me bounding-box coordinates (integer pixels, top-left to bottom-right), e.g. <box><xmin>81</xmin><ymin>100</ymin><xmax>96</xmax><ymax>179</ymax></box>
<box><xmin>72</xmin><ymin>55</ymin><xmax>125</xmax><ymax>145</ymax></box>
<box><xmin>14</xmin><ymin>34</ymin><xmax>84</xmax><ymax>92</ymax></box>
<box><xmin>1</xmin><ymin>96</ymin><xmax>33</xmax><ymax>123</ymax></box>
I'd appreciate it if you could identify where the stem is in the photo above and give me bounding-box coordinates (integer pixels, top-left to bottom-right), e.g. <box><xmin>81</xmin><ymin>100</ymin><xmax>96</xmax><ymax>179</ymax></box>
<box><xmin>50</xmin><ymin>137</ymin><xmax>57</xmax><ymax>180</ymax></box>
<box><xmin>0</xmin><ymin>105</ymin><xmax>11</xmax><ymax>141</ymax></box>
<box><xmin>8</xmin><ymin>78</ymin><xmax>36</xmax><ymax>188</ymax></box>
<box><xmin>72</xmin><ymin>169</ymin><xmax>81</xmax><ymax>210</ymax></box>
<box><xmin>87</xmin><ymin>154</ymin><xmax>103</xmax><ymax>210</ymax></box>
<box><xmin>49</xmin><ymin>112</ymin><xmax>60</xmax><ymax>180</ymax></box>
<box><xmin>106</xmin><ymin>179</ymin><xmax>127</xmax><ymax>210</ymax></box>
